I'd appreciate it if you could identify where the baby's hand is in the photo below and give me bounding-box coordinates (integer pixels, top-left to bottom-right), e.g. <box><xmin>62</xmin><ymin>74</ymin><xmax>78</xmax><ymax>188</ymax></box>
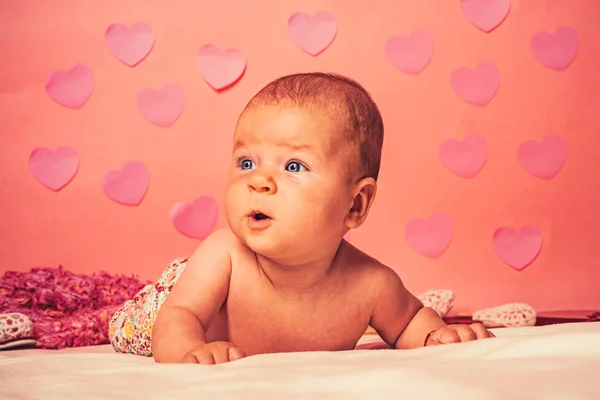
<box><xmin>181</xmin><ymin>341</ymin><xmax>246</xmax><ymax>364</ymax></box>
<box><xmin>425</xmin><ymin>323</ymin><xmax>495</xmax><ymax>346</ymax></box>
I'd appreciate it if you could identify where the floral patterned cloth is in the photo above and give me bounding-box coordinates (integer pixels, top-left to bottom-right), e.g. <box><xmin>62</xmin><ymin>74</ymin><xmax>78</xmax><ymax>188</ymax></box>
<box><xmin>109</xmin><ymin>258</ymin><xmax>189</xmax><ymax>356</ymax></box>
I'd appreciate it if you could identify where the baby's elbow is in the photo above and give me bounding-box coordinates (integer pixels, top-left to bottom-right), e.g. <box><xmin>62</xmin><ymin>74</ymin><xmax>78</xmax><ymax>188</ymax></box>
<box><xmin>151</xmin><ymin>333</ymin><xmax>177</xmax><ymax>364</ymax></box>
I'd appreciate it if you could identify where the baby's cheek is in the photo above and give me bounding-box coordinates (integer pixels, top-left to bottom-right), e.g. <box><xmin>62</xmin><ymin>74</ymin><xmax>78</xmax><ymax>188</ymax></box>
<box><xmin>303</xmin><ymin>187</ymin><xmax>333</xmax><ymax>209</ymax></box>
<box><xmin>305</xmin><ymin>186</ymin><xmax>346</xmax><ymax>219</ymax></box>
<box><xmin>224</xmin><ymin>185</ymin><xmax>245</xmax><ymax>214</ymax></box>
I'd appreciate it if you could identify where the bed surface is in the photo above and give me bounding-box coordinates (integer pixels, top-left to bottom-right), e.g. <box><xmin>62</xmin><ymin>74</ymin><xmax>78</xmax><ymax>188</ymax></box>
<box><xmin>1</xmin><ymin>322</ymin><xmax>599</xmax><ymax>399</ymax></box>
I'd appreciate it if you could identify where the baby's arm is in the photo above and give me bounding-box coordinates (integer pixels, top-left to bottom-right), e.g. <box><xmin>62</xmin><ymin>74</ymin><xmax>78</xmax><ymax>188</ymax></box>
<box><xmin>152</xmin><ymin>229</ymin><xmax>236</xmax><ymax>363</ymax></box>
<box><xmin>368</xmin><ymin>266</ymin><xmax>443</xmax><ymax>349</ymax></box>
<box><xmin>369</xmin><ymin>266</ymin><xmax>492</xmax><ymax>349</ymax></box>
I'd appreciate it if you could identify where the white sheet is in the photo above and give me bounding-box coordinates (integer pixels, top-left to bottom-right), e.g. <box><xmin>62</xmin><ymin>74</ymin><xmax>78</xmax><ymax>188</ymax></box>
<box><xmin>1</xmin><ymin>322</ymin><xmax>599</xmax><ymax>399</ymax></box>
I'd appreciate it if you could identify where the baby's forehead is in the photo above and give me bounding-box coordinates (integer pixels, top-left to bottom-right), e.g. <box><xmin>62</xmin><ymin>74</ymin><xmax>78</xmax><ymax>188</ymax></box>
<box><xmin>234</xmin><ymin>104</ymin><xmax>350</xmax><ymax>150</ymax></box>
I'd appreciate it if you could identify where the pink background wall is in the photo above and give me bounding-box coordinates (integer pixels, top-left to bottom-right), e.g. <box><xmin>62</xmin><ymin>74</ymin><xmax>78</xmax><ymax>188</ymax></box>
<box><xmin>1</xmin><ymin>0</ymin><xmax>599</xmax><ymax>314</ymax></box>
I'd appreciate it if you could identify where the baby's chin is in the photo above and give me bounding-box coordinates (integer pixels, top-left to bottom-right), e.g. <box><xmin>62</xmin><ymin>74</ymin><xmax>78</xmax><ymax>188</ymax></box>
<box><xmin>231</xmin><ymin>227</ymin><xmax>293</xmax><ymax>259</ymax></box>
<box><xmin>239</xmin><ymin>234</ymin><xmax>281</xmax><ymax>257</ymax></box>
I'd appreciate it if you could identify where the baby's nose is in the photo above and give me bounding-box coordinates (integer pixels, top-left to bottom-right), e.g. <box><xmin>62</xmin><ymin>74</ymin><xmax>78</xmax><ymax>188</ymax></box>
<box><xmin>247</xmin><ymin>173</ymin><xmax>276</xmax><ymax>194</ymax></box>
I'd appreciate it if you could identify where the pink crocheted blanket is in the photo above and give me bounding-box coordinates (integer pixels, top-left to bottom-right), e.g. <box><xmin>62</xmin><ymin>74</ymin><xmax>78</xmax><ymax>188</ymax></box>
<box><xmin>0</xmin><ymin>266</ymin><xmax>149</xmax><ymax>349</ymax></box>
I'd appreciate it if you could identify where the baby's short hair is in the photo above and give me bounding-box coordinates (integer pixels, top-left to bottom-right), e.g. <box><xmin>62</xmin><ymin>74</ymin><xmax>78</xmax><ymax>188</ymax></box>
<box><xmin>247</xmin><ymin>72</ymin><xmax>384</xmax><ymax>181</ymax></box>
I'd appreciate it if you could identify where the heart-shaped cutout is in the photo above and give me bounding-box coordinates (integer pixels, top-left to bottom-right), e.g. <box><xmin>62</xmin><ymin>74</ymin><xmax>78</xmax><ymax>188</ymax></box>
<box><xmin>493</xmin><ymin>226</ymin><xmax>542</xmax><ymax>270</ymax></box>
<box><xmin>29</xmin><ymin>146</ymin><xmax>79</xmax><ymax>191</ymax></box>
<box><xmin>102</xmin><ymin>161</ymin><xmax>149</xmax><ymax>206</ymax></box>
<box><xmin>451</xmin><ymin>62</ymin><xmax>500</xmax><ymax>106</ymax></box>
<box><xmin>136</xmin><ymin>83</ymin><xmax>185</xmax><ymax>127</ymax></box>
<box><xmin>461</xmin><ymin>0</ymin><xmax>511</xmax><ymax>32</ymax></box>
<box><xmin>518</xmin><ymin>134</ymin><xmax>566</xmax><ymax>179</ymax></box>
<box><xmin>45</xmin><ymin>64</ymin><xmax>93</xmax><ymax>110</ymax></box>
<box><xmin>405</xmin><ymin>214</ymin><xmax>453</xmax><ymax>258</ymax></box>
<box><xmin>105</xmin><ymin>22</ymin><xmax>155</xmax><ymax>67</ymax></box>
<box><xmin>439</xmin><ymin>134</ymin><xmax>487</xmax><ymax>178</ymax></box>
<box><xmin>385</xmin><ymin>30</ymin><xmax>434</xmax><ymax>75</ymax></box>
<box><xmin>171</xmin><ymin>196</ymin><xmax>219</xmax><ymax>239</ymax></box>
<box><xmin>288</xmin><ymin>11</ymin><xmax>338</xmax><ymax>56</ymax></box>
<box><xmin>530</xmin><ymin>26</ymin><xmax>579</xmax><ymax>70</ymax></box>
<box><xmin>196</xmin><ymin>45</ymin><xmax>246</xmax><ymax>91</ymax></box>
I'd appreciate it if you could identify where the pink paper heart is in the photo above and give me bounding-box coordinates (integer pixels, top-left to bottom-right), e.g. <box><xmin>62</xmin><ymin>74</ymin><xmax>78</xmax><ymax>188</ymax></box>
<box><xmin>385</xmin><ymin>31</ymin><xmax>434</xmax><ymax>75</ymax></box>
<box><xmin>451</xmin><ymin>62</ymin><xmax>500</xmax><ymax>106</ymax></box>
<box><xmin>439</xmin><ymin>134</ymin><xmax>487</xmax><ymax>178</ymax></box>
<box><xmin>288</xmin><ymin>11</ymin><xmax>338</xmax><ymax>56</ymax></box>
<box><xmin>530</xmin><ymin>27</ymin><xmax>579</xmax><ymax>70</ymax></box>
<box><xmin>171</xmin><ymin>196</ymin><xmax>219</xmax><ymax>239</ymax></box>
<box><xmin>493</xmin><ymin>226</ymin><xmax>542</xmax><ymax>270</ymax></box>
<box><xmin>136</xmin><ymin>83</ymin><xmax>184</xmax><ymax>127</ymax></box>
<box><xmin>518</xmin><ymin>135</ymin><xmax>566</xmax><ymax>179</ymax></box>
<box><xmin>102</xmin><ymin>161</ymin><xmax>149</xmax><ymax>206</ymax></box>
<box><xmin>196</xmin><ymin>45</ymin><xmax>246</xmax><ymax>91</ymax></box>
<box><xmin>105</xmin><ymin>22</ymin><xmax>155</xmax><ymax>67</ymax></box>
<box><xmin>405</xmin><ymin>214</ymin><xmax>453</xmax><ymax>258</ymax></box>
<box><xmin>45</xmin><ymin>64</ymin><xmax>93</xmax><ymax>110</ymax></box>
<box><xmin>29</xmin><ymin>147</ymin><xmax>79</xmax><ymax>191</ymax></box>
<box><xmin>461</xmin><ymin>0</ymin><xmax>511</xmax><ymax>32</ymax></box>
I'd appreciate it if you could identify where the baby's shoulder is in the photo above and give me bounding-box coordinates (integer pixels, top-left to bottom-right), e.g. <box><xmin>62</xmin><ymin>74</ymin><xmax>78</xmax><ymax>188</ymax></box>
<box><xmin>342</xmin><ymin>244</ymin><xmax>403</xmax><ymax>294</ymax></box>
<box><xmin>204</xmin><ymin>227</ymin><xmax>240</xmax><ymax>245</ymax></box>
<box><xmin>192</xmin><ymin>227</ymin><xmax>245</xmax><ymax>259</ymax></box>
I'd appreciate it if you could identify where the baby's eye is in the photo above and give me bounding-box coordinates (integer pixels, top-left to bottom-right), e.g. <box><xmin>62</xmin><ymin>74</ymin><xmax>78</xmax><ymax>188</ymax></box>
<box><xmin>239</xmin><ymin>159</ymin><xmax>255</xmax><ymax>170</ymax></box>
<box><xmin>285</xmin><ymin>161</ymin><xmax>307</xmax><ymax>173</ymax></box>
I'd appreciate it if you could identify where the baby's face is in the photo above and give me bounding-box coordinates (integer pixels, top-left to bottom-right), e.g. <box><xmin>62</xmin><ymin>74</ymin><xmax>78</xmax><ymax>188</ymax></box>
<box><xmin>225</xmin><ymin>105</ymin><xmax>355</xmax><ymax>260</ymax></box>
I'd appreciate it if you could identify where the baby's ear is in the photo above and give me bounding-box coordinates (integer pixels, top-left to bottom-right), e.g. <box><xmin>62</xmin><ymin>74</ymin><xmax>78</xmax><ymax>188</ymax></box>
<box><xmin>345</xmin><ymin>177</ymin><xmax>377</xmax><ymax>229</ymax></box>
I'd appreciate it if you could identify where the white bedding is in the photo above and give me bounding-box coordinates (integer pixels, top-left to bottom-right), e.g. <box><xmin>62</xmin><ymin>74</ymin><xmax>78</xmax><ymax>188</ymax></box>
<box><xmin>1</xmin><ymin>322</ymin><xmax>599</xmax><ymax>399</ymax></box>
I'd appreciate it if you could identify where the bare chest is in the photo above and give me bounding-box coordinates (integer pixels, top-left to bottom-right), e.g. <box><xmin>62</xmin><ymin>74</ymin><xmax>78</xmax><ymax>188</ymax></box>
<box><xmin>206</xmin><ymin>279</ymin><xmax>372</xmax><ymax>356</ymax></box>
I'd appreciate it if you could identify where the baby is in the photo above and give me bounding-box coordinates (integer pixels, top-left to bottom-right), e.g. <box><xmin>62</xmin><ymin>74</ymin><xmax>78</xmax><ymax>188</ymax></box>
<box><xmin>108</xmin><ymin>72</ymin><xmax>494</xmax><ymax>364</ymax></box>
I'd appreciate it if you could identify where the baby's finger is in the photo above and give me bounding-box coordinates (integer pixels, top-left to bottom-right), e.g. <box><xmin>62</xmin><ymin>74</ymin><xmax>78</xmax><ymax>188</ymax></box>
<box><xmin>181</xmin><ymin>353</ymin><xmax>200</xmax><ymax>364</ymax></box>
<box><xmin>469</xmin><ymin>323</ymin><xmax>494</xmax><ymax>339</ymax></box>
<box><xmin>454</xmin><ymin>325</ymin><xmax>477</xmax><ymax>342</ymax></box>
<box><xmin>211</xmin><ymin>346</ymin><xmax>231</xmax><ymax>364</ymax></box>
<box><xmin>433</xmin><ymin>328</ymin><xmax>460</xmax><ymax>345</ymax></box>
<box><xmin>228</xmin><ymin>346</ymin><xmax>246</xmax><ymax>361</ymax></box>
<box><xmin>195</xmin><ymin>352</ymin><xmax>216</xmax><ymax>365</ymax></box>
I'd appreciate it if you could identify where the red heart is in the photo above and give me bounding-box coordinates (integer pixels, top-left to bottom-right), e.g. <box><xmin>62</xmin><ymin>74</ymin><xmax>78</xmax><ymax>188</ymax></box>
<box><xmin>45</xmin><ymin>64</ymin><xmax>93</xmax><ymax>110</ymax></box>
<box><xmin>105</xmin><ymin>22</ymin><xmax>155</xmax><ymax>67</ymax></box>
<box><xmin>439</xmin><ymin>134</ymin><xmax>487</xmax><ymax>178</ymax></box>
<box><xmin>518</xmin><ymin>135</ymin><xmax>566</xmax><ymax>179</ymax></box>
<box><xmin>29</xmin><ymin>147</ymin><xmax>79</xmax><ymax>191</ymax></box>
<box><xmin>451</xmin><ymin>62</ymin><xmax>500</xmax><ymax>106</ymax></box>
<box><xmin>196</xmin><ymin>45</ymin><xmax>246</xmax><ymax>91</ymax></box>
<box><xmin>530</xmin><ymin>27</ymin><xmax>579</xmax><ymax>70</ymax></box>
<box><xmin>461</xmin><ymin>0</ymin><xmax>511</xmax><ymax>33</ymax></box>
<box><xmin>171</xmin><ymin>196</ymin><xmax>219</xmax><ymax>239</ymax></box>
<box><xmin>405</xmin><ymin>214</ymin><xmax>453</xmax><ymax>258</ymax></box>
<box><xmin>385</xmin><ymin>31</ymin><xmax>434</xmax><ymax>75</ymax></box>
<box><xmin>493</xmin><ymin>226</ymin><xmax>542</xmax><ymax>270</ymax></box>
<box><xmin>136</xmin><ymin>83</ymin><xmax>185</xmax><ymax>127</ymax></box>
<box><xmin>102</xmin><ymin>161</ymin><xmax>149</xmax><ymax>206</ymax></box>
<box><xmin>287</xmin><ymin>11</ymin><xmax>338</xmax><ymax>56</ymax></box>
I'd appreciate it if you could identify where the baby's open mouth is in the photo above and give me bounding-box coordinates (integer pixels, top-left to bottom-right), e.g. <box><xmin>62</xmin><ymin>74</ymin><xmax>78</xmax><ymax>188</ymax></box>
<box><xmin>251</xmin><ymin>211</ymin><xmax>271</xmax><ymax>221</ymax></box>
